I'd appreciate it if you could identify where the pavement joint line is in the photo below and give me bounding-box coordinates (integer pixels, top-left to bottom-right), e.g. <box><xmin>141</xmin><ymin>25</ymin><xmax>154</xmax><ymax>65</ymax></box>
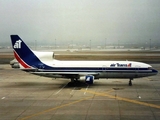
<box><xmin>54</xmin><ymin>84</ymin><xmax>67</xmax><ymax>95</ymax></box>
<box><xmin>20</xmin><ymin>96</ymin><xmax>92</xmax><ymax>120</ymax></box>
<box><xmin>84</xmin><ymin>85</ymin><xmax>89</xmax><ymax>95</ymax></box>
<box><xmin>70</xmin><ymin>87</ymin><xmax>76</xmax><ymax>95</ymax></box>
<box><xmin>80</xmin><ymin>89</ymin><xmax>160</xmax><ymax>109</ymax></box>
<box><xmin>20</xmin><ymin>89</ymin><xmax>114</xmax><ymax>120</ymax></box>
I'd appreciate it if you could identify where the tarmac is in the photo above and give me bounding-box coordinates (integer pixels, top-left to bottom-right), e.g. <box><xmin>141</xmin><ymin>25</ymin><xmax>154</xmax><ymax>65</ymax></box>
<box><xmin>0</xmin><ymin>64</ymin><xmax>160</xmax><ymax>120</ymax></box>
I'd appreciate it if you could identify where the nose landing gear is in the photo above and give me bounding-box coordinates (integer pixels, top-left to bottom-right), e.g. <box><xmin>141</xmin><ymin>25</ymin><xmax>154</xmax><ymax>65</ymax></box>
<box><xmin>129</xmin><ymin>78</ymin><xmax>133</xmax><ymax>86</ymax></box>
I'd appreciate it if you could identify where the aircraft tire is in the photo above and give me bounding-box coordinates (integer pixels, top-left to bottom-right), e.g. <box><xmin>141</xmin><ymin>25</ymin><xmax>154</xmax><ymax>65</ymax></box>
<box><xmin>129</xmin><ymin>81</ymin><xmax>132</xmax><ymax>86</ymax></box>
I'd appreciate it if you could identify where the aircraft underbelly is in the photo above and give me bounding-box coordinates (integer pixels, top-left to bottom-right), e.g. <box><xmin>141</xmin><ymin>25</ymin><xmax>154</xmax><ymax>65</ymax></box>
<box><xmin>31</xmin><ymin>70</ymin><xmax>153</xmax><ymax>79</ymax></box>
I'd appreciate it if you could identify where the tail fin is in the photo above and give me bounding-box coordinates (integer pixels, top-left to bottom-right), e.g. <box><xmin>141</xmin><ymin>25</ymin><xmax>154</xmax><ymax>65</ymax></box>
<box><xmin>10</xmin><ymin>35</ymin><xmax>41</xmax><ymax>69</ymax></box>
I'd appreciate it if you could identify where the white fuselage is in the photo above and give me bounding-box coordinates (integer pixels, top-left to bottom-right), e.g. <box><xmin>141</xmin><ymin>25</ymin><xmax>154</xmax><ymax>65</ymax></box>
<box><xmin>34</xmin><ymin>59</ymin><xmax>156</xmax><ymax>79</ymax></box>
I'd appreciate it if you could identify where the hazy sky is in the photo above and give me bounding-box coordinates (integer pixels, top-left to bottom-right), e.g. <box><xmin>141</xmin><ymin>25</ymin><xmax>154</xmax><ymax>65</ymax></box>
<box><xmin>0</xmin><ymin>0</ymin><xmax>160</xmax><ymax>46</ymax></box>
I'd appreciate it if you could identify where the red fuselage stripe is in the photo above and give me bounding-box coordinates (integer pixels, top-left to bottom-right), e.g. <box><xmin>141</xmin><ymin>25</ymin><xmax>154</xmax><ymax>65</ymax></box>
<box><xmin>14</xmin><ymin>51</ymin><xmax>31</xmax><ymax>68</ymax></box>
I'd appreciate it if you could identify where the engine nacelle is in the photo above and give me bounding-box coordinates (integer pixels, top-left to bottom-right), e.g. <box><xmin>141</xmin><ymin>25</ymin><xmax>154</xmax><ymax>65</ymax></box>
<box><xmin>80</xmin><ymin>75</ymin><xmax>94</xmax><ymax>84</ymax></box>
<box><xmin>11</xmin><ymin>63</ymin><xmax>20</xmax><ymax>68</ymax></box>
<box><xmin>32</xmin><ymin>51</ymin><xmax>54</xmax><ymax>60</ymax></box>
<box><xmin>85</xmin><ymin>75</ymin><xmax>94</xmax><ymax>84</ymax></box>
<box><xmin>10</xmin><ymin>59</ymin><xmax>20</xmax><ymax>68</ymax></box>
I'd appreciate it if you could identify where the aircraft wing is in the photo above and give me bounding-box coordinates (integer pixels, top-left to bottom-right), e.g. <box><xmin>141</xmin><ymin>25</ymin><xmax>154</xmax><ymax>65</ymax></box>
<box><xmin>30</xmin><ymin>71</ymin><xmax>99</xmax><ymax>78</ymax></box>
<box><xmin>31</xmin><ymin>71</ymin><xmax>98</xmax><ymax>76</ymax></box>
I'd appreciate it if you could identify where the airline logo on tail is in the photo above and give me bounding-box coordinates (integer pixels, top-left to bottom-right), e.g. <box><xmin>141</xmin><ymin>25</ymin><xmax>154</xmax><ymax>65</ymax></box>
<box><xmin>14</xmin><ymin>40</ymin><xmax>22</xmax><ymax>49</ymax></box>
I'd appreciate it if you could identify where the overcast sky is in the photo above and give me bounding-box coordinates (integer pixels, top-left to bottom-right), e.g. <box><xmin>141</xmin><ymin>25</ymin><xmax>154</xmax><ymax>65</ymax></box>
<box><xmin>0</xmin><ymin>0</ymin><xmax>160</xmax><ymax>46</ymax></box>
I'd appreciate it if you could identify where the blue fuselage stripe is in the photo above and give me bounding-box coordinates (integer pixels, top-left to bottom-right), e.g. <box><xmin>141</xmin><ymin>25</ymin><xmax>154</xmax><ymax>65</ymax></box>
<box><xmin>36</xmin><ymin>67</ymin><xmax>156</xmax><ymax>73</ymax></box>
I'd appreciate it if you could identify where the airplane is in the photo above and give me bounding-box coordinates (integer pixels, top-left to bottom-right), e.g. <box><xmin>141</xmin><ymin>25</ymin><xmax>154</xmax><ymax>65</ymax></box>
<box><xmin>10</xmin><ymin>35</ymin><xmax>158</xmax><ymax>86</ymax></box>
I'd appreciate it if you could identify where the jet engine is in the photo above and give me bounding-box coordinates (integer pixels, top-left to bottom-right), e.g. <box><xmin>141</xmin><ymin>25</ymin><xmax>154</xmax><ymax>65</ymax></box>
<box><xmin>32</xmin><ymin>51</ymin><xmax>54</xmax><ymax>60</ymax></box>
<box><xmin>10</xmin><ymin>59</ymin><xmax>19</xmax><ymax>68</ymax></box>
<box><xmin>80</xmin><ymin>75</ymin><xmax>95</xmax><ymax>84</ymax></box>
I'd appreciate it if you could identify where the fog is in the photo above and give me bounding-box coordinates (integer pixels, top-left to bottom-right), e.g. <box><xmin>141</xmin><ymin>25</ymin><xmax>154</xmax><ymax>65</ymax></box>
<box><xmin>0</xmin><ymin>0</ymin><xmax>160</xmax><ymax>47</ymax></box>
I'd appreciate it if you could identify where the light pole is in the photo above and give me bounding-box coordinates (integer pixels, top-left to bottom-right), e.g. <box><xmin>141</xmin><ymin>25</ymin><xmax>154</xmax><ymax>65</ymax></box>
<box><xmin>150</xmin><ymin>39</ymin><xmax>151</xmax><ymax>50</ymax></box>
<box><xmin>105</xmin><ymin>38</ymin><xmax>107</xmax><ymax>49</ymax></box>
<box><xmin>35</xmin><ymin>40</ymin><xmax>37</xmax><ymax>50</ymax></box>
<box><xmin>90</xmin><ymin>40</ymin><xmax>91</xmax><ymax>50</ymax></box>
<box><xmin>55</xmin><ymin>39</ymin><xmax>56</xmax><ymax>49</ymax></box>
<box><xmin>71</xmin><ymin>40</ymin><xmax>73</xmax><ymax>49</ymax></box>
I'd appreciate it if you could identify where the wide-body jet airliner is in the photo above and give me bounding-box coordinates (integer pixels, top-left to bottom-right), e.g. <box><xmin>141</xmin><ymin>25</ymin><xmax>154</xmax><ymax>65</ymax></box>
<box><xmin>10</xmin><ymin>35</ymin><xmax>158</xmax><ymax>86</ymax></box>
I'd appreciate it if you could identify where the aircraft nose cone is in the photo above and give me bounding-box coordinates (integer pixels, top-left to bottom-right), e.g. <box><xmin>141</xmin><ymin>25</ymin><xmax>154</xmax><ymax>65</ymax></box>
<box><xmin>152</xmin><ymin>69</ymin><xmax>158</xmax><ymax>75</ymax></box>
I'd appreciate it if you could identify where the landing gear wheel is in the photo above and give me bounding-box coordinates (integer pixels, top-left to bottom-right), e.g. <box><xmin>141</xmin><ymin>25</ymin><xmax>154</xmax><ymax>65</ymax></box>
<box><xmin>129</xmin><ymin>81</ymin><xmax>132</xmax><ymax>86</ymax></box>
<box><xmin>68</xmin><ymin>78</ymin><xmax>79</xmax><ymax>87</ymax></box>
<box><xmin>68</xmin><ymin>82</ymin><xmax>75</xmax><ymax>87</ymax></box>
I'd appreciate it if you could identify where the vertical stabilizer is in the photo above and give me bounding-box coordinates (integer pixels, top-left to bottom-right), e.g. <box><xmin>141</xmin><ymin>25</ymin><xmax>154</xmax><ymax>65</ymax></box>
<box><xmin>10</xmin><ymin>35</ymin><xmax>41</xmax><ymax>69</ymax></box>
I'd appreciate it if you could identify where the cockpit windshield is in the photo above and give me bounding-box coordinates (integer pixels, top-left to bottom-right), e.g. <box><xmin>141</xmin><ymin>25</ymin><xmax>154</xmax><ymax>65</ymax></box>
<box><xmin>148</xmin><ymin>67</ymin><xmax>152</xmax><ymax>70</ymax></box>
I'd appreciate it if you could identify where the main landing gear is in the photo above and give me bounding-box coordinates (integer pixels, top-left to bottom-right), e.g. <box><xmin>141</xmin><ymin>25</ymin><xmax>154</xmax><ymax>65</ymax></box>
<box><xmin>68</xmin><ymin>78</ymin><xmax>86</xmax><ymax>87</ymax></box>
<box><xmin>129</xmin><ymin>78</ymin><xmax>133</xmax><ymax>86</ymax></box>
<box><xmin>68</xmin><ymin>78</ymin><xmax>80</xmax><ymax>87</ymax></box>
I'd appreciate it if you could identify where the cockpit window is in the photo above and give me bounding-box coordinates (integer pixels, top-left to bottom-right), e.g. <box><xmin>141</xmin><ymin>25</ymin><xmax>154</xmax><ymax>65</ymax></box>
<box><xmin>148</xmin><ymin>67</ymin><xmax>152</xmax><ymax>70</ymax></box>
